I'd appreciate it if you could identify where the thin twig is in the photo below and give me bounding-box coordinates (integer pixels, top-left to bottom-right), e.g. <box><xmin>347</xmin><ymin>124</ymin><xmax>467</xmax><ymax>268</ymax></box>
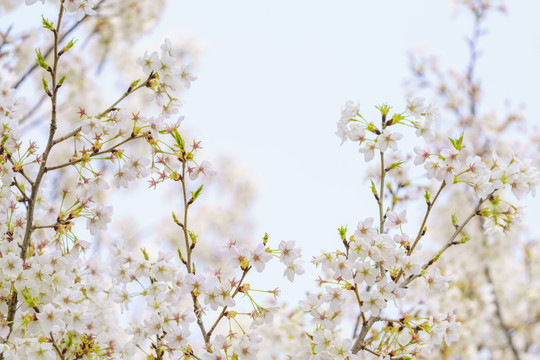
<box><xmin>465</xmin><ymin>11</ymin><xmax>484</xmax><ymax>120</ymax></box>
<box><xmin>408</xmin><ymin>181</ymin><xmax>446</xmax><ymax>255</ymax></box>
<box><xmin>394</xmin><ymin>181</ymin><xmax>446</xmax><ymax>283</ymax></box>
<box><xmin>52</xmin><ymin>77</ymin><xmax>150</xmax><ymax>146</ymax></box>
<box><xmin>45</xmin><ymin>134</ymin><xmax>143</xmax><ymax>172</ymax></box>
<box><xmin>400</xmin><ymin>192</ymin><xmax>492</xmax><ymax>289</ymax></box>
<box><xmin>18</xmin><ymin>94</ymin><xmax>47</xmax><ymax>125</ymax></box>
<box><xmin>352</xmin><ymin>193</ymin><xmax>491</xmax><ymax>355</ymax></box>
<box><xmin>33</xmin><ymin>224</ymin><xmax>57</xmax><ymax>230</ymax></box>
<box><xmin>12</xmin><ymin>0</ymin><xmax>107</xmax><ymax>89</ymax></box>
<box><xmin>484</xmin><ymin>266</ymin><xmax>521</xmax><ymax>360</ymax></box>
<box><xmin>0</xmin><ymin>25</ymin><xmax>13</xmax><ymax>53</ymax></box>
<box><xmin>6</xmin><ymin>157</ymin><xmax>33</xmax><ymax>186</ymax></box>
<box><xmin>50</xmin><ymin>333</ymin><xmax>65</xmax><ymax>360</ymax></box>
<box><xmin>206</xmin><ymin>268</ymin><xmax>250</xmax><ymax>339</ymax></box>
<box><xmin>178</xmin><ymin>157</ymin><xmax>209</xmax><ymax>343</ymax></box>
<box><xmin>12</xmin><ymin>178</ymin><xmax>30</xmax><ymax>203</ymax></box>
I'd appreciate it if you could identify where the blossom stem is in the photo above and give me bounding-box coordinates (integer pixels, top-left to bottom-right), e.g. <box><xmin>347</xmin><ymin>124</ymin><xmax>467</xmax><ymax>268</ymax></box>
<box><xmin>45</xmin><ymin>134</ymin><xmax>143</xmax><ymax>172</ymax></box>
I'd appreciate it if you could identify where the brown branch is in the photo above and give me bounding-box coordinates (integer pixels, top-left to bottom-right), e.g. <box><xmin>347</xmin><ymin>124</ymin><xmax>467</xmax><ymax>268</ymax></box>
<box><xmin>206</xmin><ymin>268</ymin><xmax>250</xmax><ymax>340</ymax></box>
<box><xmin>12</xmin><ymin>178</ymin><xmax>30</xmax><ymax>203</ymax></box>
<box><xmin>408</xmin><ymin>181</ymin><xmax>446</xmax><ymax>255</ymax></box>
<box><xmin>6</xmin><ymin>157</ymin><xmax>33</xmax><ymax>186</ymax></box>
<box><xmin>4</xmin><ymin>3</ymin><xmax>66</xmax><ymax>345</ymax></box>
<box><xmin>484</xmin><ymin>266</ymin><xmax>520</xmax><ymax>360</ymax></box>
<box><xmin>400</xmin><ymin>192</ymin><xmax>492</xmax><ymax>289</ymax></box>
<box><xmin>351</xmin><ymin>315</ymin><xmax>378</xmax><ymax>354</ymax></box>
<box><xmin>465</xmin><ymin>11</ymin><xmax>484</xmax><ymax>120</ymax></box>
<box><xmin>12</xmin><ymin>0</ymin><xmax>107</xmax><ymax>89</ymax></box>
<box><xmin>352</xmin><ymin>193</ymin><xmax>491</xmax><ymax>355</ymax></box>
<box><xmin>352</xmin><ymin>312</ymin><xmax>362</xmax><ymax>338</ymax></box>
<box><xmin>394</xmin><ymin>181</ymin><xmax>446</xmax><ymax>283</ymax></box>
<box><xmin>33</xmin><ymin>224</ymin><xmax>57</xmax><ymax>230</ymax></box>
<box><xmin>178</xmin><ymin>157</ymin><xmax>209</xmax><ymax>343</ymax></box>
<box><xmin>181</xmin><ymin>160</ymin><xmax>192</xmax><ymax>271</ymax></box>
<box><xmin>50</xmin><ymin>333</ymin><xmax>65</xmax><ymax>360</ymax></box>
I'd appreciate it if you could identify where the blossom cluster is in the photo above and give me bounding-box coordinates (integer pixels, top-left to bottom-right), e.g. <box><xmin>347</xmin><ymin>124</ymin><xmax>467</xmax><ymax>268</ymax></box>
<box><xmin>25</xmin><ymin>0</ymin><xmax>96</xmax><ymax>21</ymax></box>
<box><xmin>284</xmin><ymin>99</ymin><xmax>539</xmax><ymax>358</ymax></box>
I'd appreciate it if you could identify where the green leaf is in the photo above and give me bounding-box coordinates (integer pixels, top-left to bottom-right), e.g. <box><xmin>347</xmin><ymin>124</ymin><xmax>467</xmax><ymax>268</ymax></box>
<box><xmin>370</xmin><ymin>179</ymin><xmax>379</xmax><ymax>200</ymax></box>
<box><xmin>448</xmin><ymin>132</ymin><xmax>465</xmax><ymax>151</ymax></box>
<box><xmin>42</xmin><ymin>76</ymin><xmax>49</xmax><ymax>93</ymax></box>
<box><xmin>188</xmin><ymin>231</ymin><xmax>198</xmax><ymax>246</ymax></box>
<box><xmin>172</xmin><ymin>128</ymin><xmax>184</xmax><ymax>150</ymax></box>
<box><xmin>387</xmin><ymin>161</ymin><xmax>404</xmax><ymax>171</ymax></box>
<box><xmin>35</xmin><ymin>48</ymin><xmax>49</xmax><ymax>70</ymax></box>
<box><xmin>338</xmin><ymin>226</ymin><xmax>347</xmax><ymax>241</ymax></box>
<box><xmin>366</xmin><ymin>122</ymin><xmax>380</xmax><ymax>135</ymax></box>
<box><xmin>424</xmin><ymin>189</ymin><xmax>431</xmax><ymax>204</ymax></box>
<box><xmin>140</xmin><ymin>248</ymin><xmax>149</xmax><ymax>261</ymax></box>
<box><xmin>20</xmin><ymin>289</ymin><xmax>41</xmax><ymax>308</ymax></box>
<box><xmin>172</xmin><ymin>212</ymin><xmax>183</xmax><ymax>227</ymax></box>
<box><xmin>387</xmin><ymin>112</ymin><xmax>405</xmax><ymax>126</ymax></box>
<box><xmin>451</xmin><ymin>214</ymin><xmax>459</xmax><ymax>227</ymax></box>
<box><xmin>128</xmin><ymin>79</ymin><xmax>140</xmax><ymax>93</ymax></box>
<box><xmin>190</xmin><ymin>184</ymin><xmax>203</xmax><ymax>201</ymax></box>
<box><xmin>376</xmin><ymin>104</ymin><xmax>391</xmax><ymax>116</ymax></box>
<box><xmin>459</xmin><ymin>235</ymin><xmax>471</xmax><ymax>244</ymax></box>
<box><xmin>177</xmin><ymin>248</ymin><xmax>185</xmax><ymax>261</ymax></box>
<box><xmin>58</xmin><ymin>75</ymin><xmax>66</xmax><ymax>87</ymax></box>
<box><xmin>60</xmin><ymin>39</ymin><xmax>77</xmax><ymax>55</ymax></box>
<box><xmin>41</xmin><ymin>16</ymin><xmax>54</xmax><ymax>31</ymax></box>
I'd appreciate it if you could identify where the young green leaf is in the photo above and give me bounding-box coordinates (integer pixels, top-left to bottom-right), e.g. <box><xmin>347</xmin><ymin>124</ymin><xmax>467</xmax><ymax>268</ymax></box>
<box><xmin>41</xmin><ymin>16</ymin><xmax>54</xmax><ymax>31</ymax></box>
<box><xmin>172</xmin><ymin>128</ymin><xmax>185</xmax><ymax>150</ymax></box>
<box><xmin>35</xmin><ymin>49</ymin><xmax>49</xmax><ymax>70</ymax></box>
<box><xmin>191</xmin><ymin>184</ymin><xmax>203</xmax><ymax>202</ymax></box>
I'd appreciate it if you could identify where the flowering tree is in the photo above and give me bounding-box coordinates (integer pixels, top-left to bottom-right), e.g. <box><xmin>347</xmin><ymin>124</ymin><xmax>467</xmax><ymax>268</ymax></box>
<box><xmin>0</xmin><ymin>0</ymin><xmax>539</xmax><ymax>359</ymax></box>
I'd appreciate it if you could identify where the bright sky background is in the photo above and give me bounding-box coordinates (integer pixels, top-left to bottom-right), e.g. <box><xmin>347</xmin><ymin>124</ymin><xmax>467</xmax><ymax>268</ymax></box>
<box><xmin>139</xmin><ymin>1</ymin><xmax>540</xmax><ymax>300</ymax></box>
<box><xmin>5</xmin><ymin>1</ymin><xmax>540</xmax><ymax>303</ymax></box>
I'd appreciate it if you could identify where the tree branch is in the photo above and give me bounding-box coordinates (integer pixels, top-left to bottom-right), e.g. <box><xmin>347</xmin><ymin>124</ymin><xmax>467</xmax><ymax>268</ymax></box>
<box><xmin>484</xmin><ymin>266</ymin><xmax>521</xmax><ymax>360</ymax></box>
<box><xmin>12</xmin><ymin>0</ymin><xmax>107</xmax><ymax>89</ymax></box>
<box><xmin>3</xmin><ymin>3</ymin><xmax>66</xmax><ymax>345</ymax></box>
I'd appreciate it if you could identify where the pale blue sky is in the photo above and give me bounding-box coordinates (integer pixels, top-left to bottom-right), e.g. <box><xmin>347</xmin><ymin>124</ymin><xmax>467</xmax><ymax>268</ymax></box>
<box><xmin>143</xmin><ymin>1</ymin><xmax>540</xmax><ymax>299</ymax></box>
